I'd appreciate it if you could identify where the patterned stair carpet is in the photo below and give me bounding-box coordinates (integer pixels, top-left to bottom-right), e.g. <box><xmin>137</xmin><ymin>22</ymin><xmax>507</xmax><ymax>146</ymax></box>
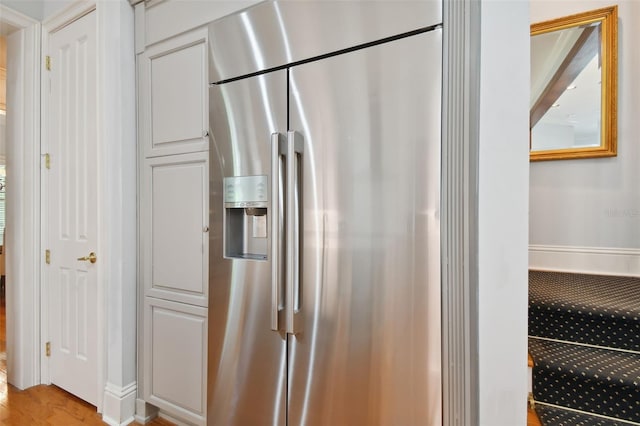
<box><xmin>529</xmin><ymin>338</ymin><xmax>640</xmax><ymax>423</ymax></box>
<box><xmin>529</xmin><ymin>271</ymin><xmax>640</xmax><ymax>424</ymax></box>
<box><xmin>529</xmin><ymin>271</ymin><xmax>640</xmax><ymax>351</ymax></box>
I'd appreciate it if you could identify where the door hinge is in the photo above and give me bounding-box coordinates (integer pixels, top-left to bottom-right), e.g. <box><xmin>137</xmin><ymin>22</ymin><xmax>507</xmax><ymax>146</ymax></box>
<box><xmin>44</xmin><ymin>153</ymin><xmax>50</xmax><ymax>169</ymax></box>
<box><xmin>45</xmin><ymin>249</ymin><xmax>51</xmax><ymax>265</ymax></box>
<box><xmin>45</xmin><ymin>342</ymin><xmax>51</xmax><ymax>357</ymax></box>
<box><xmin>45</xmin><ymin>55</ymin><xmax>51</xmax><ymax>71</ymax></box>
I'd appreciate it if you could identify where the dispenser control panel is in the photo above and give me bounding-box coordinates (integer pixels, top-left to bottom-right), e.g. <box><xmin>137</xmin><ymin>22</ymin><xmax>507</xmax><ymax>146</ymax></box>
<box><xmin>224</xmin><ymin>175</ymin><xmax>267</xmax><ymax>206</ymax></box>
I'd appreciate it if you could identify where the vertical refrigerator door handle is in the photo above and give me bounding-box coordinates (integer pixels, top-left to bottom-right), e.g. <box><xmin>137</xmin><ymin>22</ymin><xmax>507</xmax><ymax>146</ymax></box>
<box><xmin>271</xmin><ymin>133</ymin><xmax>286</xmax><ymax>332</ymax></box>
<box><xmin>286</xmin><ymin>131</ymin><xmax>303</xmax><ymax>335</ymax></box>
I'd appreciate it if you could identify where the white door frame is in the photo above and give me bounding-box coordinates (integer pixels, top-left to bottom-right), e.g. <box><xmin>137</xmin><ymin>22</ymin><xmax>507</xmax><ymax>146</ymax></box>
<box><xmin>1</xmin><ymin>4</ymin><xmax>41</xmax><ymax>391</ymax></box>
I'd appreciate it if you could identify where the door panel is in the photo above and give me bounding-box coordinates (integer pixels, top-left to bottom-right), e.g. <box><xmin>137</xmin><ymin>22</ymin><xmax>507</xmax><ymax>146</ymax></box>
<box><xmin>144</xmin><ymin>152</ymin><xmax>209</xmax><ymax>306</ymax></box>
<box><xmin>207</xmin><ymin>71</ymin><xmax>287</xmax><ymax>426</ymax></box>
<box><xmin>144</xmin><ymin>297</ymin><xmax>207</xmax><ymax>425</ymax></box>
<box><xmin>47</xmin><ymin>10</ymin><xmax>99</xmax><ymax>405</ymax></box>
<box><xmin>287</xmin><ymin>31</ymin><xmax>443</xmax><ymax>425</ymax></box>
<box><xmin>142</xmin><ymin>27</ymin><xmax>209</xmax><ymax>157</ymax></box>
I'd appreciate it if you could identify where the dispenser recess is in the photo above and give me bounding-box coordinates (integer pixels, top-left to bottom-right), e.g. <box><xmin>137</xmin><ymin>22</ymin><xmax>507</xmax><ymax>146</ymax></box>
<box><xmin>223</xmin><ymin>175</ymin><xmax>269</xmax><ymax>260</ymax></box>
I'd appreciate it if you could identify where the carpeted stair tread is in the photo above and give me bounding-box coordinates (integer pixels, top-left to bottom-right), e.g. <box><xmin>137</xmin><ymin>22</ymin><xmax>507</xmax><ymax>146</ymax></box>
<box><xmin>529</xmin><ymin>338</ymin><xmax>640</xmax><ymax>422</ymax></box>
<box><xmin>529</xmin><ymin>271</ymin><xmax>640</xmax><ymax>350</ymax></box>
<box><xmin>535</xmin><ymin>404</ymin><xmax>636</xmax><ymax>426</ymax></box>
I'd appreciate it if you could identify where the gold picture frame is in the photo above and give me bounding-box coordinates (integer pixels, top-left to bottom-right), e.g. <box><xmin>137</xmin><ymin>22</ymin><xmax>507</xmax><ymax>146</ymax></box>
<box><xmin>530</xmin><ymin>6</ymin><xmax>617</xmax><ymax>161</ymax></box>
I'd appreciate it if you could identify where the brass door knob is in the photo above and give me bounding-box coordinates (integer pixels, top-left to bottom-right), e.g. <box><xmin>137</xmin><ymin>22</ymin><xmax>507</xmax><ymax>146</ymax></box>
<box><xmin>77</xmin><ymin>252</ymin><xmax>97</xmax><ymax>264</ymax></box>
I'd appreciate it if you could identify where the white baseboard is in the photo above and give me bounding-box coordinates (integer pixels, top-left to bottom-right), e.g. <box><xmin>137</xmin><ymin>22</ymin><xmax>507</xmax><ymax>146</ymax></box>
<box><xmin>157</xmin><ymin>411</ymin><xmax>193</xmax><ymax>426</ymax></box>
<box><xmin>134</xmin><ymin>398</ymin><xmax>159</xmax><ymax>424</ymax></box>
<box><xmin>102</xmin><ymin>382</ymin><xmax>137</xmax><ymax>426</ymax></box>
<box><xmin>529</xmin><ymin>245</ymin><xmax>640</xmax><ymax>277</ymax></box>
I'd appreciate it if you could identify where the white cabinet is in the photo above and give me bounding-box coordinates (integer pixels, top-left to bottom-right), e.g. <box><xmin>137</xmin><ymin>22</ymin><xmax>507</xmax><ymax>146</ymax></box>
<box><xmin>137</xmin><ymin>22</ymin><xmax>211</xmax><ymax>425</ymax></box>
<box><xmin>140</xmin><ymin>27</ymin><xmax>209</xmax><ymax>157</ymax></box>
<box><xmin>143</xmin><ymin>297</ymin><xmax>207</xmax><ymax>426</ymax></box>
<box><xmin>142</xmin><ymin>152</ymin><xmax>209</xmax><ymax>306</ymax></box>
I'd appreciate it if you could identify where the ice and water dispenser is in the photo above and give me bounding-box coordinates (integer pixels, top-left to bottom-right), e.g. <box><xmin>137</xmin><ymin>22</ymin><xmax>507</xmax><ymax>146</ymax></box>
<box><xmin>224</xmin><ymin>175</ymin><xmax>269</xmax><ymax>260</ymax></box>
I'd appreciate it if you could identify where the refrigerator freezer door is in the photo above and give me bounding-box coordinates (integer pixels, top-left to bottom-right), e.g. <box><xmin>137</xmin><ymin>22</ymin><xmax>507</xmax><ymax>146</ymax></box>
<box><xmin>208</xmin><ymin>71</ymin><xmax>287</xmax><ymax>426</ymax></box>
<box><xmin>287</xmin><ymin>30</ymin><xmax>443</xmax><ymax>425</ymax></box>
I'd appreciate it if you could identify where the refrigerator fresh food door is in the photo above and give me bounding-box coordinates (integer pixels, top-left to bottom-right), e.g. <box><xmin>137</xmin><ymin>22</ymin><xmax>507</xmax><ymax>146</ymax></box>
<box><xmin>207</xmin><ymin>71</ymin><xmax>287</xmax><ymax>426</ymax></box>
<box><xmin>287</xmin><ymin>30</ymin><xmax>443</xmax><ymax>425</ymax></box>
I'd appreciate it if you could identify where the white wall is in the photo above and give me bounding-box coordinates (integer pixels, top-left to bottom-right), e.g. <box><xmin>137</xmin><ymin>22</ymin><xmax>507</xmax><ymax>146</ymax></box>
<box><xmin>5</xmin><ymin>13</ymin><xmax>41</xmax><ymax>390</ymax></box>
<box><xmin>95</xmin><ymin>1</ymin><xmax>138</xmax><ymax>423</ymax></box>
<box><xmin>530</xmin><ymin>1</ymin><xmax>640</xmax><ymax>253</ymax></box>
<box><xmin>478</xmin><ymin>0</ymin><xmax>530</xmax><ymax>424</ymax></box>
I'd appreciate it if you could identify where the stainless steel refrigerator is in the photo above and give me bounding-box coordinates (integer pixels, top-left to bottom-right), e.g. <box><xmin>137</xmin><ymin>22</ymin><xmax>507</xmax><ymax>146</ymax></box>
<box><xmin>207</xmin><ymin>2</ymin><xmax>442</xmax><ymax>424</ymax></box>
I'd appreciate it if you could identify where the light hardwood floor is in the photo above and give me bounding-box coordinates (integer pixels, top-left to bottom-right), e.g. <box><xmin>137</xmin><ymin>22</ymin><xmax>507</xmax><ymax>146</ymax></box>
<box><xmin>0</xmin><ymin>292</ymin><xmax>173</xmax><ymax>425</ymax></box>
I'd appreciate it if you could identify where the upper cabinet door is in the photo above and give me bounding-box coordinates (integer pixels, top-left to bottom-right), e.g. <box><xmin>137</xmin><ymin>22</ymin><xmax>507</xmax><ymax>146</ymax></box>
<box><xmin>141</xmin><ymin>27</ymin><xmax>209</xmax><ymax>157</ymax></box>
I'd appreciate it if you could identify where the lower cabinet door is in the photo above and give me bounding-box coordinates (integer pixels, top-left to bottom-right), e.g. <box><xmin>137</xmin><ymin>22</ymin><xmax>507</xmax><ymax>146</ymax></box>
<box><xmin>143</xmin><ymin>297</ymin><xmax>207</xmax><ymax>425</ymax></box>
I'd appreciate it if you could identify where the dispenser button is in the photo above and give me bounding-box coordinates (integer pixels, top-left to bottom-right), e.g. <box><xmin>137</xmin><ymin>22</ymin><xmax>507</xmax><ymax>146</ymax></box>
<box><xmin>252</xmin><ymin>215</ymin><xmax>267</xmax><ymax>238</ymax></box>
<box><xmin>224</xmin><ymin>175</ymin><xmax>268</xmax><ymax>203</ymax></box>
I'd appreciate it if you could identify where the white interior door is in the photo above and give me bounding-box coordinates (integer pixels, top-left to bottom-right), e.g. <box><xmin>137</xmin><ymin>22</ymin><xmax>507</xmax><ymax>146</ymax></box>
<box><xmin>46</xmin><ymin>10</ymin><xmax>99</xmax><ymax>406</ymax></box>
